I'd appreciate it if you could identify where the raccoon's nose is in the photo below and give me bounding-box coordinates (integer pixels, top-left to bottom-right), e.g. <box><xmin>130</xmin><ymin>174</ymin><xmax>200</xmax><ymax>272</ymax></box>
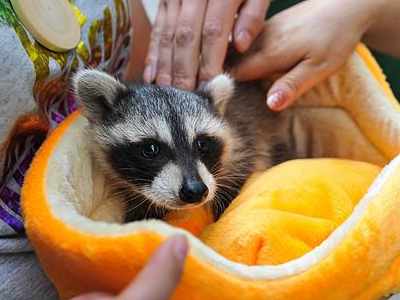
<box><xmin>179</xmin><ymin>180</ymin><xmax>209</xmax><ymax>204</ymax></box>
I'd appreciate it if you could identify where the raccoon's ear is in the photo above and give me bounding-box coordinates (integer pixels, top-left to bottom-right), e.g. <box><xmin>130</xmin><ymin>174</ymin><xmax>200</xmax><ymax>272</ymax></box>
<box><xmin>72</xmin><ymin>69</ymin><xmax>128</xmax><ymax>121</ymax></box>
<box><xmin>198</xmin><ymin>74</ymin><xmax>235</xmax><ymax>116</ymax></box>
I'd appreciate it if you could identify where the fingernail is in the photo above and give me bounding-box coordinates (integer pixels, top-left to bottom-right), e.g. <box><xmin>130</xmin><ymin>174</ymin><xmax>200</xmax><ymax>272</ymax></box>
<box><xmin>172</xmin><ymin>235</ymin><xmax>189</xmax><ymax>264</ymax></box>
<box><xmin>236</xmin><ymin>30</ymin><xmax>252</xmax><ymax>52</ymax></box>
<box><xmin>143</xmin><ymin>65</ymin><xmax>153</xmax><ymax>83</ymax></box>
<box><xmin>267</xmin><ymin>90</ymin><xmax>286</xmax><ymax>110</ymax></box>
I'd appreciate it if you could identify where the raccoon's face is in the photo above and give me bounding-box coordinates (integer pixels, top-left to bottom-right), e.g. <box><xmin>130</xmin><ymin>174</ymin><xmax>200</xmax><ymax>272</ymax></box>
<box><xmin>73</xmin><ymin>70</ymin><xmax>234</xmax><ymax>211</ymax></box>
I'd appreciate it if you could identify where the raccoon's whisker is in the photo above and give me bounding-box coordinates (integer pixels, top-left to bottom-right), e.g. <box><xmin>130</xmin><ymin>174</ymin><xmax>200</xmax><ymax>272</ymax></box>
<box><xmin>212</xmin><ymin>169</ymin><xmax>248</xmax><ymax>177</ymax></box>
<box><xmin>213</xmin><ymin>196</ymin><xmax>226</xmax><ymax>216</ymax></box>
<box><xmin>215</xmin><ymin>180</ymin><xmax>243</xmax><ymax>189</ymax></box>
<box><xmin>144</xmin><ymin>201</ymin><xmax>154</xmax><ymax>219</ymax></box>
<box><xmin>128</xmin><ymin>195</ymin><xmax>146</xmax><ymax>205</ymax></box>
<box><xmin>217</xmin><ymin>166</ymin><xmax>253</xmax><ymax>175</ymax></box>
<box><xmin>127</xmin><ymin>194</ymin><xmax>149</xmax><ymax>212</ymax></box>
<box><xmin>119</xmin><ymin>193</ymin><xmax>144</xmax><ymax>205</ymax></box>
<box><xmin>157</xmin><ymin>204</ymin><xmax>166</xmax><ymax>216</ymax></box>
<box><xmin>105</xmin><ymin>181</ymin><xmax>128</xmax><ymax>190</ymax></box>
<box><xmin>106</xmin><ymin>184</ymin><xmax>130</xmax><ymax>192</ymax></box>
<box><xmin>103</xmin><ymin>189</ymin><xmax>134</xmax><ymax>201</ymax></box>
<box><xmin>210</xmin><ymin>162</ymin><xmax>223</xmax><ymax>174</ymax></box>
<box><xmin>215</xmin><ymin>189</ymin><xmax>234</xmax><ymax>201</ymax></box>
<box><xmin>215</xmin><ymin>189</ymin><xmax>237</xmax><ymax>199</ymax></box>
<box><xmin>215</xmin><ymin>183</ymin><xmax>241</xmax><ymax>191</ymax></box>
<box><xmin>107</xmin><ymin>183</ymin><xmax>148</xmax><ymax>204</ymax></box>
<box><xmin>217</xmin><ymin>177</ymin><xmax>247</xmax><ymax>182</ymax></box>
<box><xmin>122</xmin><ymin>178</ymin><xmax>153</xmax><ymax>185</ymax></box>
<box><xmin>214</xmin><ymin>189</ymin><xmax>237</xmax><ymax>205</ymax></box>
<box><xmin>215</xmin><ymin>177</ymin><xmax>243</xmax><ymax>184</ymax></box>
<box><xmin>153</xmin><ymin>201</ymin><xmax>168</xmax><ymax>217</ymax></box>
<box><xmin>154</xmin><ymin>202</ymin><xmax>161</xmax><ymax>215</ymax></box>
<box><xmin>126</xmin><ymin>198</ymin><xmax>150</xmax><ymax>213</ymax></box>
<box><xmin>107</xmin><ymin>187</ymin><xmax>138</xmax><ymax>199</ymax></box>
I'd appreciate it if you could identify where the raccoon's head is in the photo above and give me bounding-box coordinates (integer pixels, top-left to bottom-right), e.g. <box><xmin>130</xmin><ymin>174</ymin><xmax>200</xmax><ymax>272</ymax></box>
<box><xmin>73</xmin><ymin>70</ymin><xmax>235</xmax><ymax>212</ymax></box>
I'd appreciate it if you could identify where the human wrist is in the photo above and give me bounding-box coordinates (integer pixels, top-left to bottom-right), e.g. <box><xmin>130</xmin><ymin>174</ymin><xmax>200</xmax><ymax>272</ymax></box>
<box><xmin>353</xmin><ymin>0</ymin><xmax>388</xmax><ymax>37</ymax></box>
<box><xmin>349</xmin><ymin>0</ymin><xmax>381</xmax><ymax>36</ymax></box>
<box><xmin>310</xmin><ymin>0</ymin><xmax>378</xmax><ymax>38</ymax></box>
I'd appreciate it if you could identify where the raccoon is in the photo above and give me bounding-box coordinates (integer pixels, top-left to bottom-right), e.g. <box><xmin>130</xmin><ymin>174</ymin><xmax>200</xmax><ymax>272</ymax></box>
<box><xmin>73</xmin><ymin>70</ymin><xmax>292</xmax><ymax>222</ymax></box>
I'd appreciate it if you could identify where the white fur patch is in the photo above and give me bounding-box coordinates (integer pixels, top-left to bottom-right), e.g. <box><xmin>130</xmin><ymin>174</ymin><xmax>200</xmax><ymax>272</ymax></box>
<box><xmin>107</xmin><ymin>118</ymin><xmax>174</xmax><ymax>146</ymax></box>
<box><xmin>184</xmin><ymin>114</ymin><xmax>226</xmax><ymax>143</ymax></box>
<box><xmin>144</xmin><ymin>162</ymin><xmax>183</xmax><ymax>206</ymax></box>
<box><xmin>204</xmin><ymin>74</ymin><xmax>235</xmax><ymax>113</ymax></box>
<box><xmin>197</xmin><ymin>161</ymin><xmax>216</xmax><ymax>203</ymax></box>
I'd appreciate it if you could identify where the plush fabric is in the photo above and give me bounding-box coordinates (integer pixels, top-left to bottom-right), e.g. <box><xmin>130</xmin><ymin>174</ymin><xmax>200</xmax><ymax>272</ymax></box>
<box><xmin>21</xmin><ymin>44</ymin><xmax>400</xmax><ymax>300</ymax></box>
<box><xmin>200</xmin><ymin>159</ymin><xmax>381</xmax><ymax>266</ymax></box>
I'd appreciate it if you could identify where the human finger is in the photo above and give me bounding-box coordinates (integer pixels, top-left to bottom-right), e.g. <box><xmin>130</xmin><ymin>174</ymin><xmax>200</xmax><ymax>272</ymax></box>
<box><xmin>156</xmin><ymin>0</ymin><xmax>181</xmax><ymax>86</ymax></box>
<box><xmin>199</xmin><ymin>0</ymin><xmax>241</xmax><ymax>83</ymax></box>
<box><xmin>266</xmin><ymin>59</ymin><xmax>333</xmax><ymax>110</ymax></box>
<box><xmin>118</xmin><ymin>235</ymin><xmax>188</xmax><ymax>300</ymax></box>
<box><xmin>229</xmin><ymin>48</ymin><xmax>283</xmax><ymax>81</ymax></box>
<box><xmin>172</xmin><ymin>0</ymin><xmax>207</xmax><ymax>90</ymax></box>
<box><xmin>233</xmin><ymin>0</ymin><xmax>270</xmax><ymax>53</ymax></box>
<box><xmin>143</xmin><ymin>0</ymin><xmax>167</xmax><ymax>83</ymax></box>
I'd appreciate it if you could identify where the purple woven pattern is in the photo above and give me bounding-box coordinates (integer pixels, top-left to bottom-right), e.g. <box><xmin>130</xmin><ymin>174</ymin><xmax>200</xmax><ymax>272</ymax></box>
<box><xmin>0</xmin><ymin>0</ymin><xmax>132</xmax><ymax>234</ymax></box>
<box><xmin>49</xmin><ymin>92</ymin><xmax>78</xmax><ymax>128</ymax></box>
<box><xmin>0</xmin><ymin>135</ymin><xmax>45</xmax><ymax>232</ymax></box>
<box><xmin>0</xmin><ymin>93</ymin><xmax>77</xmax><ymax>234</ymax></box>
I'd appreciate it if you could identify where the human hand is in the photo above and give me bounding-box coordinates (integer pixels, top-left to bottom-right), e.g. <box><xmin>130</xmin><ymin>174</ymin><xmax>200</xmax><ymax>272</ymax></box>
<box><xmin>70</xmin><ymin>235</ymin><xmax>188</xmax><ymax>300</ymax></box>
<box><xmin>143</xmin><ymin>0</ymin><xmax>270</xmax><ymax>90</ymax></box>
<box><xmin>231</xmin><ymin>0</ymin><xmax>378</xmax><ymax>110</ymax></box>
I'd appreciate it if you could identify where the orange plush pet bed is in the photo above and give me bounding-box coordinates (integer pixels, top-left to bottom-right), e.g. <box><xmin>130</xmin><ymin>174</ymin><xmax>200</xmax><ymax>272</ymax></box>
<box><xmin>22</xmin><ymin>45</ymin><xmax>400</xmax><ymax>300</ymax></box>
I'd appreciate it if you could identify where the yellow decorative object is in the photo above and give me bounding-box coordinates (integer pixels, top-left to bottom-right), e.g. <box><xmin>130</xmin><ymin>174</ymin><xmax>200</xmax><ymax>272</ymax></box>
<box><xmin>11</xmin><ymin>0</ymin><xmax>80</xmax><ymax>52</ymax></box>
<box><xmin>21</xmin><ymin>45</ymin><xmax>400</xmax><ymax>300</ymax></box>
<box><xmin>68</xmin><ymin>0</ymin><xmax>86</xmax><ymax>27</ymax></box>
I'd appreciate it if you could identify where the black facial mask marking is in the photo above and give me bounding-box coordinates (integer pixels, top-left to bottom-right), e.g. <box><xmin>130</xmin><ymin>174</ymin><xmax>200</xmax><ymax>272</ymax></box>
<box><xmin>107</xmin><ymin>139</ymin><xmax>172</xmax><ymax>186</ymax></box>
<box><xmin>194</xmin><ymin>134</ymin><xmax>224</xmax><ymax>174</ymax></box>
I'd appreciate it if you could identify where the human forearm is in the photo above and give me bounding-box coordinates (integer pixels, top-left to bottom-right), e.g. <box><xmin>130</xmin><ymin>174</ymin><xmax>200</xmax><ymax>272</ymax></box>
<box><xmin>362</xmin><ymin>0</ymin><xmax>400</xmax><ymax>57</ymax></box>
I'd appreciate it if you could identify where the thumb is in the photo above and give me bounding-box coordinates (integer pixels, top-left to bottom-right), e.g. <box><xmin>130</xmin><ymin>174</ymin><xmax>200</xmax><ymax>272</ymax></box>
<box><xmin>118</xmin><ymin>235</ymin><xmax>188</xmax><ymax>300</ymax></box>
<box><xmin>266</xmin><ymin>59</ymin><xmax>327</xmax><ymax>111</ymax></box>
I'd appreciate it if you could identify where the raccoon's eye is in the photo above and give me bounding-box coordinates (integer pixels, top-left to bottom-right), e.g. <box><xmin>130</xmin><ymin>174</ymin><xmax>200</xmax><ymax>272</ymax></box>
<box><xmin>142</xmin><ymin>142</ymin><xmax>159</xmax><ymax>158</ymax></box>
<box><xmin>196</xmin><ymin>138</ymin><xmax>209</xmax><ymax>153</ymax></box>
